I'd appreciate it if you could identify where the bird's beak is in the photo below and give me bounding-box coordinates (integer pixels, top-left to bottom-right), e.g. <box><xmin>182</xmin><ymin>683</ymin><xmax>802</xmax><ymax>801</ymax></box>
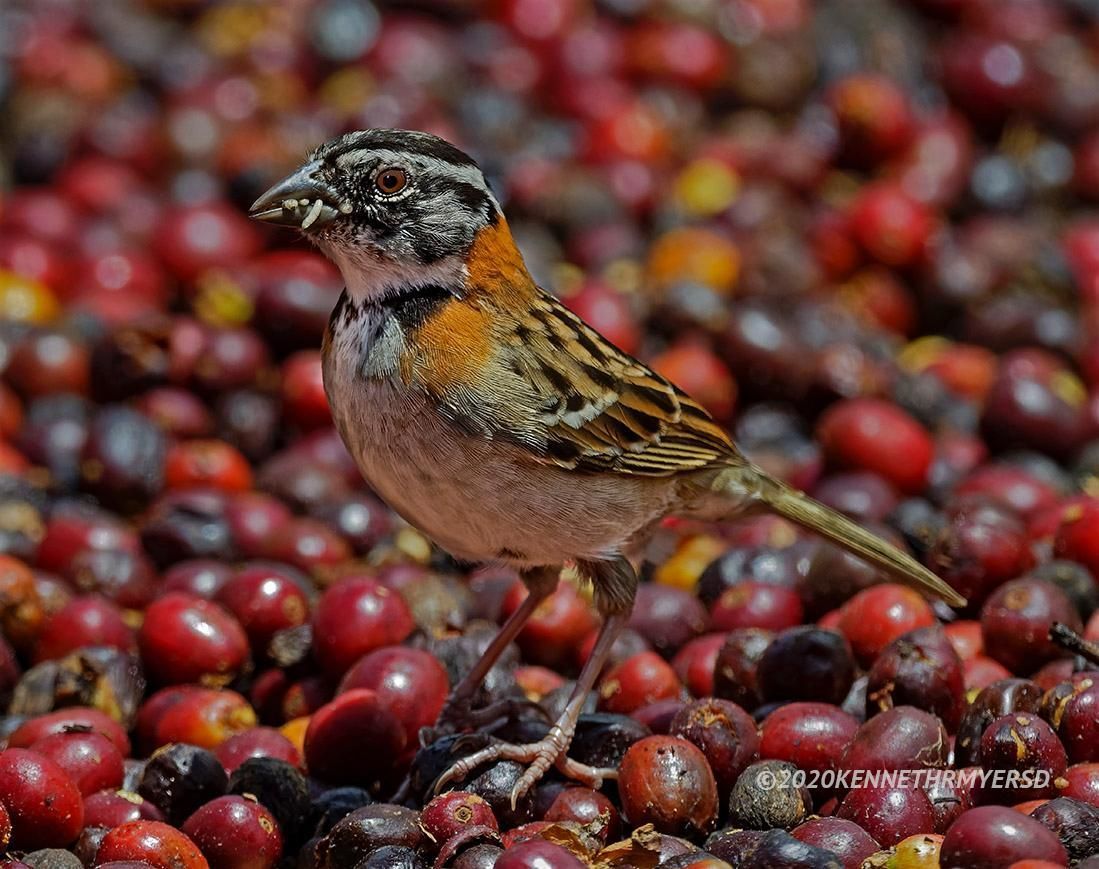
<box><xmin>248</xmin><ymin>161</ymin><xmax>349</xmax><ymax>232</ymax></box>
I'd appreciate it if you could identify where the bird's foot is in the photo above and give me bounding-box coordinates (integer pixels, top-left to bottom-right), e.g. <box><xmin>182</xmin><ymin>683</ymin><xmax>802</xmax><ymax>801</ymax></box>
<box><xmin>421</xmin><ymin>695</ymin><xmax>544</xmax><ymax>745</ymax></box>
<box><xmin>432</xmin><ymin>726</ymin><xmax>617</xmax><ymax>809</ymax></box>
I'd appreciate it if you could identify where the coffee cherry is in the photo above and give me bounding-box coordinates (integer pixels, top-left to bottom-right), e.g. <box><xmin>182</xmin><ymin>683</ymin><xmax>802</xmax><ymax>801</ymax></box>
<box><xmin>181</xmin><ymin>795</ymin><xmax>283</xmax><ymax>869</ymax></box>
<box><xmin>618</xmin><ymin>735</ymin><xmax>718</xmax><ymax>835</ymax></box>
<box><xmin>940</xmin><ymin>806</ymin><xmax>1067</xmax><ymax>869</ymax></box>
<box><xmin>0</xmin><ymin>748</ymin><xmax>84</xmax><ymax>848</ymax></box>
<box><xmin>96</xmin><ymin>820</ymin><xmax>209</xmax><ymax>869</ymax></box>
<box><xmin>139</xmin><ymin>592</ymin><xmax>249</xmax><ymax>686</ymax></box>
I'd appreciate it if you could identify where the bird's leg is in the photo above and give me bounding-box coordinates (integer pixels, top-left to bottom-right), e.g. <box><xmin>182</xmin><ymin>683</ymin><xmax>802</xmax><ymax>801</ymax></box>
<box><xmin>433</xmin><ymin>558</ymin><xmax>637</xmax><ymax>807</ymax></box>
<box><xmin>425</xmin><ymin>565</ymin><xmax>558</xmax><ymax>742</ymax></box>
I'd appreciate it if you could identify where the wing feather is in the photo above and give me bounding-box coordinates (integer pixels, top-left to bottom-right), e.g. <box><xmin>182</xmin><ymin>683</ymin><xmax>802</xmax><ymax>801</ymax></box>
<box><xmin>484</xmin><ymin>288</ymin><xmax>737</xmax><ymax>476</ymax></box>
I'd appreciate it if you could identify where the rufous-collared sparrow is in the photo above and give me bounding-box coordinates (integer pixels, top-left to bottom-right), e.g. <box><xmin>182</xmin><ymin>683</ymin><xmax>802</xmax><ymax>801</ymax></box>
<box><xmin>250</xmin><ymin>129</ymin><xmax>964</xmax><ymax>804</ymax></box>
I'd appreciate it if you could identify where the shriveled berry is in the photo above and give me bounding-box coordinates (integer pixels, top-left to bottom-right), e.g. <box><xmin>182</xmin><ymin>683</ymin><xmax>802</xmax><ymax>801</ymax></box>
<box><xmin>138</xmin><ymin>743</ymin><xmax>228</xmax><ymax>825</ymax></box>
<box><xmin>670</xmin><ymin>698</ymin><xmax>759</xmax><ymax>798</ymax></box>
<box><xmin>727</xmin><ymin>760</ymin><xmax>812</xmax><ymax>831</ymax></box>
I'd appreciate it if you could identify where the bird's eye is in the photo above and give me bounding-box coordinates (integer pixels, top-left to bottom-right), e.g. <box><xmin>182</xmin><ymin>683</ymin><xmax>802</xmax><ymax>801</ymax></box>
<box><xmin>375</xmin><ymin>168</ymin><xmax>407</xmax><ymax>196</ymax></box>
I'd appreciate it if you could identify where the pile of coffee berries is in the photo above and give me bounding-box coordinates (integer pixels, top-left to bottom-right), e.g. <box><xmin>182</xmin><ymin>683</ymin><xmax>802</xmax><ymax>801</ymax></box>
<box><xmin>4</xmin><ymin>0</ymin><xmax>1099</xmax><ymax>866</ymax></box>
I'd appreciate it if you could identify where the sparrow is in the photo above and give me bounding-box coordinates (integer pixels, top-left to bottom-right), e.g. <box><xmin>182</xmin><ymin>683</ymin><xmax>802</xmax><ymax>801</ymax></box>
<box><xmin>250</xmin><ymin>129</ymin><xmax>965</xmax><ymax>804</ymax></box>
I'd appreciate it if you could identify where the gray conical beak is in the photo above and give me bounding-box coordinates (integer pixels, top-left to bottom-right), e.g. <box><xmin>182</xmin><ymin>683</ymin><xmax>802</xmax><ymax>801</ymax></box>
<box><xmin>249</xmin><ymin>161</ymin><xmax>349</xmax><ymax>232</ymax></box>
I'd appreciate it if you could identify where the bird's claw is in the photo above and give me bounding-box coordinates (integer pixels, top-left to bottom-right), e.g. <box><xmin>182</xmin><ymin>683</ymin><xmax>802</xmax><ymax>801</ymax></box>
<box><xmin>431</xmin><ymin>732</ymin><xmax>616</xmax><ymax>809</ymax></box>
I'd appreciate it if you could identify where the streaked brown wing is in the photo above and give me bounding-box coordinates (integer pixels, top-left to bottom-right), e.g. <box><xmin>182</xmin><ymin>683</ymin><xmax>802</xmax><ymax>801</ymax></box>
<box><xmin>495</xmin><ymin>289</ymin><xmax>736</xmax><ymax>477</ymax></box>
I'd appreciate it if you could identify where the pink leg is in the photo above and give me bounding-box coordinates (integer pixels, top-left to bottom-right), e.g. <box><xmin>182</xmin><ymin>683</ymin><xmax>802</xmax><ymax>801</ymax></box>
<box><xmin>433</xmin><ymin>610</ymin><xmax>629</xmax><ymax>808</ymax></box>
<box><xmin>426</xmin><ymin>567</ymin><xmax>557</xmax><ymax>740</ymax></box>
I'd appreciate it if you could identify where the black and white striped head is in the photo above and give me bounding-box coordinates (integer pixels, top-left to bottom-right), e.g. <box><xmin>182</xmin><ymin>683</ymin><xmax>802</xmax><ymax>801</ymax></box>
<box><xmin>250</xmin><ymin>129</ymin><xmax>501</xmax><ymax>271</ymax></box>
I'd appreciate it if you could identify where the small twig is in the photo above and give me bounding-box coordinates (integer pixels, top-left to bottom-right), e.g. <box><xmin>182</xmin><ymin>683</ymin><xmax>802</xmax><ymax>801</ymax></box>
<box><xmin>1049</xmin><ymin>622</ymin><xmax>1099</xmax><ymax>668</ymax></box>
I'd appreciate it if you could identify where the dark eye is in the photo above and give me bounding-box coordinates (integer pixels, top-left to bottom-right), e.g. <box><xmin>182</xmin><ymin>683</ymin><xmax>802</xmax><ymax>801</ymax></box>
<box><xmin>375</xmin><ymin>168</ymin><xmax>407</xmax><ymax>196</ymax></box>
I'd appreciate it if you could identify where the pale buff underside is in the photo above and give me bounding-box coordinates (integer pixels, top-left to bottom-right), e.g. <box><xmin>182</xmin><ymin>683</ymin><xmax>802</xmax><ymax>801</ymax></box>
<box><xmin>322</xmin><ymin>304</ymin><xmax>746</xmax><ymax>568</ymax></box>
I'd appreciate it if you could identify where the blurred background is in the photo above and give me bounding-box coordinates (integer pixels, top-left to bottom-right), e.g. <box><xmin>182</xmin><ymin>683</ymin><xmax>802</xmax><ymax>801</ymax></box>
<box><xmin>4</xmin><ymin>0</ymin><xmax>1099</xmax><ymax>593</ymax></box>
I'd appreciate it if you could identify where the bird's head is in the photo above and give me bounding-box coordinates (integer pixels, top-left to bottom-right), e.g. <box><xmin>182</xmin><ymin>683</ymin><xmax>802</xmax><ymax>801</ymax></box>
<box><xmin>250</xmin><ymin>129</ymin><xmax>508</xmax><ymax>300</ymax></box>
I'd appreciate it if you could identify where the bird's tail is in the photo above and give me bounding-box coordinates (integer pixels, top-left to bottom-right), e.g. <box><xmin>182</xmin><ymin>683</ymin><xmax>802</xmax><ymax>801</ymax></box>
<box><xmin>712</xmin><ymin>464</ymin><xmax>966</xmax><ymax>608</ymax></box>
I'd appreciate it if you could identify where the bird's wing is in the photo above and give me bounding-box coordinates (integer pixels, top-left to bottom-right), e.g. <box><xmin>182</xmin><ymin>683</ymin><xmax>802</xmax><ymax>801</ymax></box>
<box><xmin>417</xmin><ymin>286</ymin><xmax>737</xmax><ymax>477</ymax></box>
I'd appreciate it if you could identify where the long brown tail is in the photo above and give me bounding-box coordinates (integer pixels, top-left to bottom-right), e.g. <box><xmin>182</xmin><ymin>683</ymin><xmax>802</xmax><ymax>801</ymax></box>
<box><xmin>715</xmin><ymin>464</ymin><xmax>966</xmax><ymax>608</ymax></box>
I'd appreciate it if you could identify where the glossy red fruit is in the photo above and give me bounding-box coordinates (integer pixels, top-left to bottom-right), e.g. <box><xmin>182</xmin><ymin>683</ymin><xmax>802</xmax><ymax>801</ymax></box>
<box><xmin>929</xmin><ymin>500</ymin><xmax>1035</xmax><ymax>606</ymax></box>
<box><xmin>33</xmin><ymin>594</ymin><xmax>135</xmax><ymax>662</ymax></box>
<box><xmin>710</xmin><ymin>581</ymin><xmax>804</xmax><ymax>632</ymax></box>
<box><xmin>214</xmin><ymin>727</ymin><xmax>302</xmax><ymax>773</ymax></box>
<box><xmin>495</xmin><ymin>840</ymin><xmax>584</xmax><ymax>869</ymax></box>
<box><xmin>8</xmin><ymin>707</ymin><xmax>130</xmax><ymax>756</ymax></box>
<box><xmin>83</xmin><ymin>789</ymin><xmax>165</xmax><ymax>828</ymax></box>
<box><xmin>618</xmin><ymin>735</ymin><xmax>718</xmax><ymax>836</ymax></box>
<box><xmin>153</xmin><ymin>688</ymin><xmax>257</xmax><ymax>750</ymax></box>
<box><xmin>0</xmin><ymin>748</ymin><xmax>84</xmax><ymax>848</ymax></box>
<box><xmin>837</xmin><ymin>584</ymin><xmax>937</xmax><ymax>666</ymax></box>
<box><xmin>337</xmin><ymin>646</ymin><xmax>449</xmax><ymax>755</ymax></box>
<box><xmin>827</xmin><ymin>73</ymin><xmax>914</xmax><ymax>166</ymax></box>
<box><xmin>759</xmin><ymin>702</ymin><xmax>859</xmax><ymax>779</ymax></box>
<box><xmin>181</xmin><ymin>795</ymin><xmax>282</xmax><ymax>869</ymax></box>
<box><xmin>1058</xmin><ymin>763</ymin><xmax>1099</xmax><ymax>807</ymax></box>
<box><xmin>848</xmin><ymin>183</ymin><xmax>933</xmax><ymax>267</ymax></box>
<box><xmin>421</xmin><ymin>791</ymin><xmax>499</xmax><ymax>843</ymax></box>
<box><xmin>598</xmin><ymin>651</ymin><xmax>681</xmax><ymax>714</ymax></box>
<box><xmin>165</xmin><ymin>440</ymin><xmax>254</xmax><ymax>493</ymax></box>
<box><xmin>29</xmin><ymin>728</ymin><xmax>125</xmax><ymax>796</ymax></box>
<box><xmin>214</xmin><ymin>565</ymin><xmax>309</xmax><ymax>656</ymax></box>
<box><xmin>941</xmin><ymin>806</ymin><xmax>1067</xmax><ymax>869</ymax></box>
<box><xmin>96</xmin><ymin>820</ymin><xmax>209</xmax><ymax>869</ymax></box>
<box><xmin>280</xmin><ymin>351</ymin><xmax>330</xmax><ymax>431</ymax></box>
<box><xmin>981</xmin><ymin>578</ymin><xmax>1082</xmax><ymax>675</ymax></box>
<box><xmin>816</xmin><ymin>398</ymin><xmax>933</xmax><ymax>494</ymax></box>
<box><xmin>1054</xmin><ymin>499</ymin><xmax>1099</xmax><ymax>578</ymax></box>
<box><xmin>792</xmin><ymin>817</ymin><xmax>881</xmax><ymax>869</ymax></box>
<box><xmin>153</xmin><ymin>202</ymin><xmax>261</xmax><ymax>282</ymax></box>
<box><xmin>503</xmin><ymin>579</ymin><xmax>599</xmax><ymax>671</ymax></box>
<box><xmin>672</xmin><ymin>633</ymin><xmax>726</xmax><ymax>698</ymax></box>
<box><xmin>311</xmin><ymin>576</ymin><xmax>415</xmax><ymax>676</ymax></box>
<box><xmin>867</xmin><ymin>626</ymin><xmax>965</xmax><ymax>730</ymax></box>
<box><xmin>651</xmin><ymin>342</ymin><xmax>737</xmax><ymax>421</ymax></box>
<box><xmin>835</xmin><ymin>786</ymin><xmax>935</xmax><ymax>847</ymax></box>
<box><xmin>303</xmin><ymin>689</ymin><xmax>406</xmax><ymax>785</ymax></box>
<box><xmin>139</xmin><ymin>592</ymin><xmax>249</xmax><ymax>685</ymax></box>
